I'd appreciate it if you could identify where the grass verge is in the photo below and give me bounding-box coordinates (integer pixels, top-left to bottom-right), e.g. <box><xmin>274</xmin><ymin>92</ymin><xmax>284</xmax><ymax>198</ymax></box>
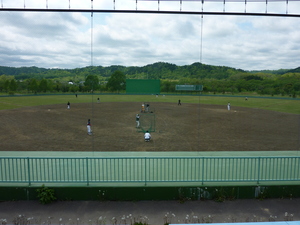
<box><xmin>0</xmin><ymin>94</ymin><xmax>299</xmax><ymax>114</ymax></box>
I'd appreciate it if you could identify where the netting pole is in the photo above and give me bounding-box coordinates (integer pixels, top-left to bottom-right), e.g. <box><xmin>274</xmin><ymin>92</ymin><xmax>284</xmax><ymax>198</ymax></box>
<box><xmin>286</xmin><ymin>0</ymin><xmax>288</xmax><ymax>14</ymax></box>
<box><xmin>200</xmin><ymin>0</ymin><xmax>204</xmax><ymax>64</ymax></box>
<box><xmin>265</xmin><ymin>0</ymin><xmax>268</xmax><ymax>13</ymax></box>
<box><xmin>298</xmin><ymin>114</ymin><xmax>300</xmax><ymax>152</ymax></box>
<box><xmin>91</xmin><ymin>1</ymin><xmax>94</xmax><ymax>67</ymax></box>
<box><xmin>91</xmin><ymin>0</ymin><xmax>95</xmax><ymax>152</ymax></box>
<box><xmin>245</xmin><ymin>0</ymin><xmax>247</xmax><ymax>13</ymax></box>
<box><xmin>198</xmin><ymin>0</ymin><xmax>204</xmax><ymax>151</ymax></box>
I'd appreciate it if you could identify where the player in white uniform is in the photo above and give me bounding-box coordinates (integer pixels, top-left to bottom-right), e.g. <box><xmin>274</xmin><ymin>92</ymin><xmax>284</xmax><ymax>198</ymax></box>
<box><xmin>136</xmin><ymin>114</ymin><xmax>140</xmax><ymax>128</ymax></box>
<box><xmin>144</xmin><ymin>131</ymin><xmax>151</xmax><ymax>142</ymax></box>
<box><xmin>227</xmin><ymin>102</ymin><xmax>231</xmax><ymax>111</ymax></box>
<box><xmin>87</xmin><ymin>119</ymin><xmax>92</xmax><ymax>135</ymax></box>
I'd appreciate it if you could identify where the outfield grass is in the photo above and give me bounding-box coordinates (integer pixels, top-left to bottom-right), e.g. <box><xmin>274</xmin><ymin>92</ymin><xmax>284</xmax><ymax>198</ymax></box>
<box><xmin>0</xmin><ymin>94</ymin><xmax>299</xmax><ymax>114</ymax></box>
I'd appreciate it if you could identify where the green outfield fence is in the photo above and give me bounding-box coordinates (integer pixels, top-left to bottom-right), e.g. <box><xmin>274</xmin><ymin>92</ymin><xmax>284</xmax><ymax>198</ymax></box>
<box><xmin>0</xmin><ymin>156</ymin><xmax>300</xmax><ymax>186</ymax></box>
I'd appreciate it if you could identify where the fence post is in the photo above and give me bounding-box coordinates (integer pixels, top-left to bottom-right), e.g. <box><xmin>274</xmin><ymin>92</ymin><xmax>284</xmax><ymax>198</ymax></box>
<box><xmin>202</xmin><ymin>157</ymin><xmax>204</xmax><ymax>185</ymax></box>
<box><xmin>86</xmin><ymin>157</ymin><xmax>89</xmax><ymax>186</ymax></box>
<box><xmin>257</xmin><ymin>157</ymin><xmax>261</xmax><ymax>184</ymax></box>
<box><xmin>144</xmin><ymin>157</ymin><xmax>147</xmax><ymax>186</ymax></box>
<box><xmin>27</xmin><ymin>157</ymin><xmax>31</xmax><ymax>186</ymax></box>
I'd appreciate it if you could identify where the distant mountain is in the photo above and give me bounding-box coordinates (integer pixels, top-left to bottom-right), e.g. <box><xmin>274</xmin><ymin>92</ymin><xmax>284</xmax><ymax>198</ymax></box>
<box><xmin>0</xmin><ymin>66</ymin><xmax>48</xmax><ymax>76</ymax></box>
<box><xmin>248</xmin><ymin>69</ymin><xmax>290</xmax><ymax>75</ymax></box>
<box><xmin>286</xmin><ymin>67</ymin><xmax>300</xmax><ymax>74</ymax></box>
<box><xmin>0</xmin><ymin>63</ymin><xmax>298</xmax><ymax>80</ymax></box>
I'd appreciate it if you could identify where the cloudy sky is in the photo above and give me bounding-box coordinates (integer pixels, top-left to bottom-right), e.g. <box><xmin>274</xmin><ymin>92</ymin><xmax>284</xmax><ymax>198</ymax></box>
<box><xmin>0</xmin><ymin>0</ymin><xmax>300</xmax><ymax>71</ymax></box>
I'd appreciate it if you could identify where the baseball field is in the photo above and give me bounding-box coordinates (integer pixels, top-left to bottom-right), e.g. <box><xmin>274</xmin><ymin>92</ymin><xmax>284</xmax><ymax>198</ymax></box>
<box><xmin>0</xmin><ymin>94</ymin><xmax>299</xmax><ymax>152</ymax></box>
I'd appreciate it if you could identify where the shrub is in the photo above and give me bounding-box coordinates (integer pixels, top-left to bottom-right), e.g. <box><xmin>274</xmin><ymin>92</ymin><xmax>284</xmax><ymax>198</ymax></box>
<box><xmin>36</xmin><ymin>184</ymin><xmax>56</xmax><ymax>204</ymax></box>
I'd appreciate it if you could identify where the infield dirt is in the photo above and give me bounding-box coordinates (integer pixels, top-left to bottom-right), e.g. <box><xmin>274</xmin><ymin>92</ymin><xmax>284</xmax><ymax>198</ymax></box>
<box><xmin>0</xmin><ymin>102</ymin><xmax>298</xmax><ymax>152</ymax></box>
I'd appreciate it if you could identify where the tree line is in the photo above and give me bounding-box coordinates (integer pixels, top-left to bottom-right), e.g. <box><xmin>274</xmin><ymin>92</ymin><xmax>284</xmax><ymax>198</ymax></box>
<box><xmin>0</xmin><ymin>62</ymin><xmax>299</xmax><ymax>97</ymax></box>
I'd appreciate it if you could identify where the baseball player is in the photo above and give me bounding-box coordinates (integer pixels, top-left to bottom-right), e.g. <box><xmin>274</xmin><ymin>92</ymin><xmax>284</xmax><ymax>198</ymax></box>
<box><xmin>136</xmin><ymin>114</ymin><xmax>140</xmax><ymax>128</ymax></box>
<box><xmin>144</xmin><ymin>131</ymin><xmax>151</xmax><ymax>142</ymax></box>
<box><xmin>87</xmin><ymin>119</ymin><xmax>92</xmax><ymax>135</ymax></box>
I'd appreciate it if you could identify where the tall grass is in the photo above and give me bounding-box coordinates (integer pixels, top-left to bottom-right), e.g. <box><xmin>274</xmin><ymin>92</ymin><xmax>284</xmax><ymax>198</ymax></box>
<box><xmin>0</xmin><ymin>94</ymin><xmax>299</xmax><ymax>114</ymax></box>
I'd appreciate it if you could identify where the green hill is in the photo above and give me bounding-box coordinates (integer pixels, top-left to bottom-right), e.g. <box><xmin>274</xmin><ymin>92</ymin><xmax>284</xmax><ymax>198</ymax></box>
<box><xmin>0</xmin><ymin>62</ymin><xmax>246</xmax><ymax>80</ymax></box>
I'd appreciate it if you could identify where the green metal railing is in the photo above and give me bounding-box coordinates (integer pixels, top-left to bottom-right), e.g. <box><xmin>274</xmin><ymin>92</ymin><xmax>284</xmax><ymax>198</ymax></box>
<box><xmin>0</xmin><ymin>156</ymin><xmax>299</xmax><ymax>186</ymax></box>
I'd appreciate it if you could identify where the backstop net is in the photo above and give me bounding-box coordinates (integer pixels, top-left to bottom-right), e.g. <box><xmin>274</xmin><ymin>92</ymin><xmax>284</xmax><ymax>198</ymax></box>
<box><xmin>126</xmin><ymin>79</ymin><xmax>160</xmax><ymax>94</ymax></box>
<box><xmin>137</xmin><ymin>113</ymin><xmax>156</xmax><ymax>133</ymax></box>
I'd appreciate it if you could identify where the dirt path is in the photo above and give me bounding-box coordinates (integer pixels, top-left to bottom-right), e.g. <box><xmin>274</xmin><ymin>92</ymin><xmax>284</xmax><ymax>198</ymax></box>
<box><xmin>0</xmin><ymin>199</ymin><xmax>299</xmax><ymax>224</ymax></box>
